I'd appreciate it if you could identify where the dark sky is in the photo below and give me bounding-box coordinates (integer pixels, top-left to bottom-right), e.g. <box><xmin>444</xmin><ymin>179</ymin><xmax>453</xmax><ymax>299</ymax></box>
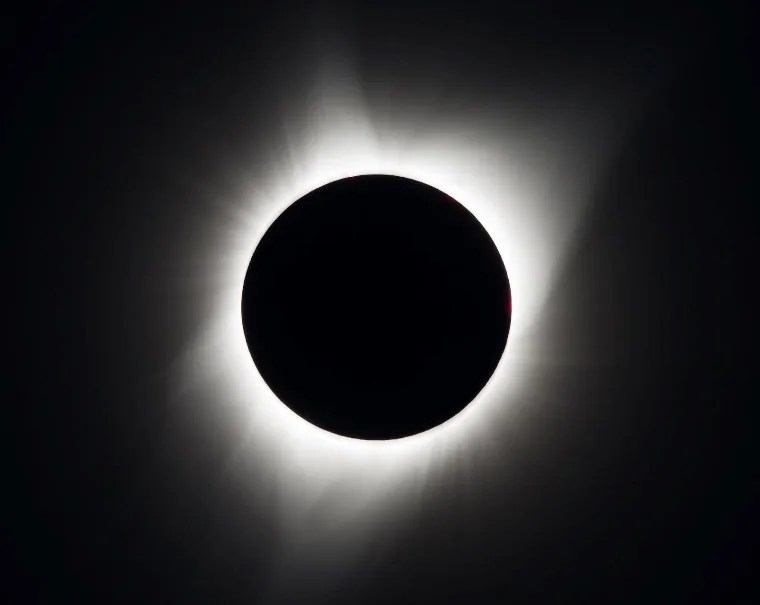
<box><xmin>6</xmin><ymin>3</ymin><xmax>754</xmax><ymax>604</ymax></box>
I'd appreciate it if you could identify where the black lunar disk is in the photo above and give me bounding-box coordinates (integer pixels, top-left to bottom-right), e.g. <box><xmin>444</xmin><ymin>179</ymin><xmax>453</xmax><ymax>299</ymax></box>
<box><xmin>242</xmin><ymin>175</ymin><xmax>511</xmax><ymax>439</ymax></box>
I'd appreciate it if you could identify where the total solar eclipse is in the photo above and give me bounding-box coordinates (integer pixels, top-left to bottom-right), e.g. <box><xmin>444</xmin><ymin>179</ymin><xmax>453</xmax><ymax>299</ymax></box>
<box><xmin>242</xmin><ymin>175</ymin><xmax>511</xmax><ymax>440</ymax></box>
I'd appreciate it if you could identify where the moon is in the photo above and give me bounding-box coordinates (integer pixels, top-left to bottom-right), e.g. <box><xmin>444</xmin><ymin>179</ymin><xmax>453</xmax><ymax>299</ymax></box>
<box><xmin>241</xmin><ymin>175</ymin><xmax>511</xmax><ymax>440</ymax></box>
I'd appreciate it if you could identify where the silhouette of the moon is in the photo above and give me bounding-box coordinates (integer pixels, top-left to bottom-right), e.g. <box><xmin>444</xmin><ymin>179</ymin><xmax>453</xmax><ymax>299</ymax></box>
<box><xmin>242</xmin><ymin>175</ymin><xmax>510</xmax><ymax>439</ymax></box>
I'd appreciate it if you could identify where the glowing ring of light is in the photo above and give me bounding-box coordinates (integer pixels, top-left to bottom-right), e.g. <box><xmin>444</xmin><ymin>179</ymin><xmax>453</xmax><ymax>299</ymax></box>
<box><xmin>175</xmin><ymin>70</ymin><xmax>593</xmax><ymax>511</ymax></box>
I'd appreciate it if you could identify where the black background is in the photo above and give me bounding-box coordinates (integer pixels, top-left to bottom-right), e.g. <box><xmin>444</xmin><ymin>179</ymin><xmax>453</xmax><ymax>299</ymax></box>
<box><xmin>6</xmin><ymin>2</ymin><xmax>754</xmax><ymax>603</ymax></box>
